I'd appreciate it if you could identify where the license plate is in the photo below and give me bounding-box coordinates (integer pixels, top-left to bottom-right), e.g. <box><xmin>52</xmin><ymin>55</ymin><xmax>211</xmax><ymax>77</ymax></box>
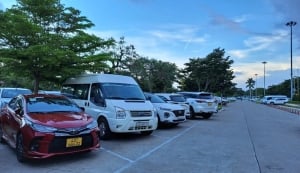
<box><xmin>136</xmin><ymin>121</ymin><xmax>149</xmax><ymax>127</ymax></box>
<box><xmin>208</xmin><ymin>102</ymin><xmax>212</xmax><ymax>106</ymax></box>
<box><xmin>66</xmin><ymin>137</ymin><xmax>82</xmax><ymax>147</ymax></box>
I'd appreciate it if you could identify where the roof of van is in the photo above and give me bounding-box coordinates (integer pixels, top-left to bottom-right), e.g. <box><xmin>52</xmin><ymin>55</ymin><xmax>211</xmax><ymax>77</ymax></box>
<box><xmin>63</xmin><ymin>73</ymin><xmax>138</xmax><ymax>85</ymax></box>
<box><xmin>263</xmin><ymin>95</ymin><xmax>287</xmax><ymax>97</ymax></box>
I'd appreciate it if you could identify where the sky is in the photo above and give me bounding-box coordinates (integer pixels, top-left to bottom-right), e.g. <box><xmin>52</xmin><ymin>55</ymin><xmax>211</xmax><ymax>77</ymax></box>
<box><xmin>1</xmin><ymin>0</ymin><xmax>300</xmax><ymax>90</ymax></box>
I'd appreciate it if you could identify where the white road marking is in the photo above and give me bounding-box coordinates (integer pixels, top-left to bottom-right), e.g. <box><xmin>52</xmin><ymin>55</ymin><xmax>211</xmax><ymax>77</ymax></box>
<box><xmin>101</xmin><ymin>147</ymin><xmax>134</xmax><ymax>163</ymax></box>
<box><xmin>114</xmin><ymin>123</ymin><xmax>198</xmax><ymax>173</ymax></box>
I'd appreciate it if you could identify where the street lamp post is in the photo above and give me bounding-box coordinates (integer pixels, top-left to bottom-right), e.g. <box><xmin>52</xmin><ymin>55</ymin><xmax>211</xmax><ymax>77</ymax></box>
<box><xmin>255</xmin><ymin>73</ymin><xmax>258</xmax><ymax>97</ymax></box>
<box><xmin>286</xmin><ymin>21</ymin><xmax>297</xmax><ymax>100</ymax></box>
<box><xmin>262</xmin><ymin>61</ymin><xmax>267</xmax><ymax>96</ymax></box>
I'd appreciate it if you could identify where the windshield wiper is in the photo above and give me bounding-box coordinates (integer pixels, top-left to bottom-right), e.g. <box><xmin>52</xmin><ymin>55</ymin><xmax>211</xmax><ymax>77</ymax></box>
<box><xmin>125</xmin><ymin>97</ymin><xmax>144</xmax><ymax>100</ymax></box>
<box><xmin>108</xmin><ymin>96</ymin><xmax>125</xmax><ymax>100</ymax></box>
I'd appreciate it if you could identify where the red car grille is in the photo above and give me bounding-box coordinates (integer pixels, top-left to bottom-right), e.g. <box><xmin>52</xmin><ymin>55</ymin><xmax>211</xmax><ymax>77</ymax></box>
<box><xmin>48</xmin><ymin>134</ymin><xmax>94</xmax><ymax>153</ymax></box>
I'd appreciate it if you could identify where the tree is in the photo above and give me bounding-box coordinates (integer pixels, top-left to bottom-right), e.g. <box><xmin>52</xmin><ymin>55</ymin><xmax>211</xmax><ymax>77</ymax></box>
<box><xmin>122</xmin><ymin>56</ymin><xmax>178</xmax><ymax>92</ymax></box>
<box><xmin>0</xmin><ymin>0</ymin><xmax>113</xmax><ymax>93</ymax></box>
<box><xmin>106</xmin><ymin>36</ymin><xmax>138</xmax><ymax>74</ymax></box>
<box><xmin>181</xmin><ymin>48</ymin><xmax>235</xmax><ymax>94</ymax></box>
<box><xmin>267</xmin><ymin>79</ymin><xmax>290</xmax><ymax>97</ymax></box>
<box><xmin>149</xmin><ymin>59</ymin><xmax>178</xmax><ymax>92</ymax></box>
<box><xmin>245</xmin><ymin>78</ymin><xmax>255</xmax><ymax>98</ymax></box>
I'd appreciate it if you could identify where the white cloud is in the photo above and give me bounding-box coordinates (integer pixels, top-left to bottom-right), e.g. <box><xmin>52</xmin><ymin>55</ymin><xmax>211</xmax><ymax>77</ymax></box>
<box><xmin>228</xmin><ymin>50</ymin><xmax>248</xmax><ymax>59</ymax></box>
<box><xmin>233</xmin><ymin>55</ymin><xmax>300</xmax><ymax>90</ymax></box>
<box><xmin>228</xmin><ymin>29</ymin><xmax>288</xmax><ymax>59</ymax></box>
<box><xmin>233</xmin><ymin>14</ymin><xmax>251</xmax><ymax>23</ymax></box>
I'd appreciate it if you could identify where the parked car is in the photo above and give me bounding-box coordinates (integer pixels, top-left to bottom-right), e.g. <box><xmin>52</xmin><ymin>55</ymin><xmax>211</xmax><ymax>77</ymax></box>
<box><xmin>144</xmin><ymin>92</ymin><xmax>186</xmax><ymax>127</ymax></box>
<box><xmin>178</xmin><ymin>92</ymin><xmax>218</xmax><ymax>119</ymax></box>
<box><xmin>155</xmin><ymin>93</ymin><xmax>191</xmax><ymax>118</ymax></box>
<box><xmin>0</xmin><ymin>94</ymin><xmax>100</xmax><ymax>162</ymax></box>
<box><xmin>214</xmin><ymin>96</ymin><xmax>229</xmax><ymax>106</ymax></box>
<box><xmin>261</xmin><ymin>95</ymin><xmax>289</xmax><ymax>104</ymax></box>
<box><xmin>267</xmin><ymin>97</ymin><xmax>288</xmax><ymax>105</ymax></box>
<box><xmin>0</xmin><ymin>88</ymin><xmax>32</xmax><ymax>108</ymax></box>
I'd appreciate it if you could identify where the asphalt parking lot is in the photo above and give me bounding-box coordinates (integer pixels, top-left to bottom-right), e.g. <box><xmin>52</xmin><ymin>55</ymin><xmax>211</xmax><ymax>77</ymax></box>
<box><xmin>1</xmin><ymin>101</ymin><xmax>300</xmax><ymax>173</ymax></box>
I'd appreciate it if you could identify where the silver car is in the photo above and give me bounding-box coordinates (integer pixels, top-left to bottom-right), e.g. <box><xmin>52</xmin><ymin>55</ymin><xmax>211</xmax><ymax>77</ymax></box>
<box><xmin>0</xmin><ymin>88</ymin><xmax>32</xmax><ymax>108</ymax></box>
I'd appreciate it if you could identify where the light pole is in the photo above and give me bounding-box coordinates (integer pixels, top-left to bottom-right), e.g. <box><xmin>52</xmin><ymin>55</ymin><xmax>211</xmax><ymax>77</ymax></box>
<box><xmin>262</xmin><ymin>61</ymin><xmax>267</xmax><ymax>96</ymax></box>
<box><xmin>286</xmin><ymin>21</ymin><xmax>297</xmax><ymax>100</ymax></box>
<box><xmin>255</xmin><ymin>73</ymin><xmax>258</xmax><ymax>98</ymax></box>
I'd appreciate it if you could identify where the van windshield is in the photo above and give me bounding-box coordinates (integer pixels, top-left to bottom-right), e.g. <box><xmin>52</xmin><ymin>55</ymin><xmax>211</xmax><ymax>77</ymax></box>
<box><xmin>100</xmin><ymin>83</ymin><xmax>145</xmax><ymax>100</ymax></box>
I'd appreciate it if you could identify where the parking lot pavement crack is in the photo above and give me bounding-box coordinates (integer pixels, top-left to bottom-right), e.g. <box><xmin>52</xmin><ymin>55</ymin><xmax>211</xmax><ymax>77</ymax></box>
<box><xmin>101</xmin><ymin>147</ymin><xmax>134</xmax><ymax>163</ymax></box>
<box><xmin>242</xmin><ymin>111</ymin><xmax>262</xmax><ymax>173</ymax></box>
<box><xmin>114</xmin><ymin>123</ymin><xmax>198</xmax><ymax>173</ymax></box>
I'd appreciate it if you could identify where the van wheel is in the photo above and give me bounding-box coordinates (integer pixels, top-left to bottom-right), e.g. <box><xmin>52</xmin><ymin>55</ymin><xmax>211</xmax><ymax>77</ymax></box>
<box><xmin>157</xmin><ymin>114</ymin><xmax>163</xmax><ymax>128</ymax></box>
<box><xmin>202</xmin><ymin>113</ymin><xmax>212</xmax><ymax>119</ymax></box>
<box><xmin>16</xmin><ymin>134</ymin><xmax>26</xmax><ymax>162</ymax></box>
<box><xmin>140</xmin><ymin>130</ymin><xmax>153</xmax><ymax>136</ymax></box>
<box><xmin>98</xmin><ymin>118</ymin><xmax>112</xmax><ymax>140</ymax></box>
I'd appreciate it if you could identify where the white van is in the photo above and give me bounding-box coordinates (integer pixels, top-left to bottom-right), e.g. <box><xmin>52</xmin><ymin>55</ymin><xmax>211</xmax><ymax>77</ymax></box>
<box><xmin>61</xmin><ymin>73</ymin><xmax>158</xmax><ymax>139</ymax></box>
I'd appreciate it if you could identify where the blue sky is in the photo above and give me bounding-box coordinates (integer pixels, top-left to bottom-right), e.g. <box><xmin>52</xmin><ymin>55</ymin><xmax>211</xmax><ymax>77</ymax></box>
<box><xmin>1</xmin><ymin>0</ymin><xmax>300</xmax><ymax>90</ymax></box>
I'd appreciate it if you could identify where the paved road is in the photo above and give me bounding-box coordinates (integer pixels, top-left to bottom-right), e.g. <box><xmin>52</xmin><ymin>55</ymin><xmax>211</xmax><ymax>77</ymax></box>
<box><xmin>1</xmin><ymin>101</ymin><xmax>300</xmax><ymax>173</ymax></box>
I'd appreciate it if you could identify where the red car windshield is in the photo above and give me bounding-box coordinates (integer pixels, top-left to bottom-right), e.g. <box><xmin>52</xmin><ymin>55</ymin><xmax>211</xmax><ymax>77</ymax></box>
<box><xmin>26</xmin><ymin>97</ymin><xmax>82</xmax><ymax>113</ymax></box>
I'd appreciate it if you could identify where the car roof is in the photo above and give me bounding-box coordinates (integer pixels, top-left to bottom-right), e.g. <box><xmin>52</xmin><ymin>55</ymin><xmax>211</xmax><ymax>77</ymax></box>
<box><xmin>0</xmin><ymin>87</ymin><xmax>31</xmax><ymax>90</ymax></box>
<box><xmin>22</xmin><ymin>93</ymin><xmax>67</xmax><ymax>99</ymax></box>
<box><xmin>178</xmin><ymin>91</ymin><xmax>212</xmax><ymax>94</ymax></box>
<box><xmin>155</xmin><ymin>93</ymin><xmax>183</xmax><ymax>96</ymax></box>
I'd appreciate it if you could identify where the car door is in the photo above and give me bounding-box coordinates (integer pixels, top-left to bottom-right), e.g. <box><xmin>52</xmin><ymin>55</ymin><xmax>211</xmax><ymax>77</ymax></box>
<box><xmin>6</xmin><ymin>96</ymin><xmax>23</xmax><ymax>145</ymax></box>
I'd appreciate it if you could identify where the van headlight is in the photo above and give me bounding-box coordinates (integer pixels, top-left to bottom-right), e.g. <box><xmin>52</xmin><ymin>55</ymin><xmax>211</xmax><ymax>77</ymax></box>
<box><xmin>115</xmin><ymin>107</ymin><xmax>126</xmax><ymax>119</ymax></box>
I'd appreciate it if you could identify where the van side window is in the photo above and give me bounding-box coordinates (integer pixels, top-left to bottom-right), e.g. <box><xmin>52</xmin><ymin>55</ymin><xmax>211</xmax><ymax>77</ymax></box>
<box><xmin>90</xmin><ymin>83</ymin><xmax>104</xmax><ymax>105</ymax></box>
<box><xmin>61</xmin><ymin>84</ymin><xmax>89</xmax><ymax>100</ymax></box>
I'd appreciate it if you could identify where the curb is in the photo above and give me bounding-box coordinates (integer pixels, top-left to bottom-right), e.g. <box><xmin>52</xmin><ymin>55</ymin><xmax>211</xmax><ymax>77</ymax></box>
<box><xmin>269</xmin><ymin>104</ymin><xmax>300</xmax><ymax>115</ymax></box>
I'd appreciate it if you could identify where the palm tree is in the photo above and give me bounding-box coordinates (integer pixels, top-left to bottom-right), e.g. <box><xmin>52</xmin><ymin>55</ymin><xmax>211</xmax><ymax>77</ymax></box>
<box><xmin>246</xmin><ymin>78</ymin><xmax>255</xmax><ymax>99</ymax></box>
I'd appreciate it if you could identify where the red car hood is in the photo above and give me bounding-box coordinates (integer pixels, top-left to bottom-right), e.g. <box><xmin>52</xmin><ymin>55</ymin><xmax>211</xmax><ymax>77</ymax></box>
<box><xmin>27</xmin><ymin>112</ymin><xmax>92</xmax><ymax>128</ymax></box>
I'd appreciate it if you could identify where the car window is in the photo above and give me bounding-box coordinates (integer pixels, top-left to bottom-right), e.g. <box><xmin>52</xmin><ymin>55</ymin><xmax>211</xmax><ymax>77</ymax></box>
<box><xmin>198</xmin><ymin>93</ymin><xmax>213</xmax><ymax>99</ymax></box>
<box><xmin>145</xmin><ymin>93</ymin><xmax>165</xmax><ymax>103</ymax></box>
<box><xmin>26</xmin><ymin>97</ymin><xmax>82</xmax><ymax>113</ymax></box>
<box><xmin>61</xmin><ymin>84</ymin><xmax>89</xmax><ymax>100</ymax></box>
<box><xmin>101</xmin><ymin>83</ymin><xmax>145</xmax><ymax>100</ymax></box>
<box><xmin>157</xmin><ymin>95</ymin><xmax>169</xmax><ymax>101</ymax></box>
<box><xmin>180</xmin><ymin>93</ymin><xmax>196</xmax><ymax>98</ymax></box>
<box><xmin>1</xmin><ymin>89</ymin><xmax>31</xmax><ymax>98</ymax></box>
<box><xmin>170</xmin><ymin>95</ymin><xmax>186</xmax><ymax>102</ymax></box>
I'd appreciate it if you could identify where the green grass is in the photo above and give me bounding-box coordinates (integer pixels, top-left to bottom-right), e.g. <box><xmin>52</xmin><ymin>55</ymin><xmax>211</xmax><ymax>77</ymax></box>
<box><xmin>289</xmin><ymin>101</ymin><xmax>300</xmax><ymax>104</ymax></box>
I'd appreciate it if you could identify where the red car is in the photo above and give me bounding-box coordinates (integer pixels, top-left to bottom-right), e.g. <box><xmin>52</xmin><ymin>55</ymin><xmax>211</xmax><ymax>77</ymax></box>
<box><xmin>0</xmin><ymin>94</ymin><xmax>100</xmax><ymax>162</ymax></box>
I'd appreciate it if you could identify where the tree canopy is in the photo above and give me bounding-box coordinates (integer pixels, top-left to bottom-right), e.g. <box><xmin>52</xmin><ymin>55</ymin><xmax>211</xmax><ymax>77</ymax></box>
<box><xmin>180</xmin><ymin>48</ymin><xmax>235</xmax><ymax>95</ymax></box>
<box><xmin>245</xmin><ymin>77</ymin><xmax>255</xmax><ymax>98</ymax></box>
<box><xmin>0</xmin><ymin>0</ymin><xmax>114</xmax><ymax>93</ymax></box>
